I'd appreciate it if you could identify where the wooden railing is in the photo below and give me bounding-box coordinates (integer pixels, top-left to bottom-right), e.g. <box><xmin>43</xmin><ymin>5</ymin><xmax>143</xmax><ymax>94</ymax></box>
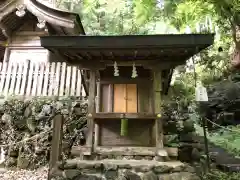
<box><xmin>0</xmin><ymin>60</ymin><xmax>85</xmax><ymax>97</ymax></box>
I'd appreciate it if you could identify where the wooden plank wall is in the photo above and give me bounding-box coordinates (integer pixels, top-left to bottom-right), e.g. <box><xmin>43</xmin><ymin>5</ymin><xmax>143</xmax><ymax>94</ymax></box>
<box><xmin>0</xmin><ymin>61</ymin><xmax>86</xmax><ymax>97</ymax></box>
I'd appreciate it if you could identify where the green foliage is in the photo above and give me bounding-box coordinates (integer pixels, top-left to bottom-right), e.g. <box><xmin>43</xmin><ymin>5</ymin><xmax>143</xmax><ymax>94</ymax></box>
<box><xmin>203</xmin><ymin>170</ymin><xmax>240</xmax><ymax>180</ymax></box>
<box><xmin>56</xmin><ymin>0</ymin><xmax>160</xmax><ymax>35</ymax></box>
<box><xmin>209</xmin><ymin>126</ymin><xmax>240</xmax><ymax>157</ymax></box>
<box><xmin>195</xmin><ymin>122</ymin><xmax>240</xmax><ymax>157</ymax></box>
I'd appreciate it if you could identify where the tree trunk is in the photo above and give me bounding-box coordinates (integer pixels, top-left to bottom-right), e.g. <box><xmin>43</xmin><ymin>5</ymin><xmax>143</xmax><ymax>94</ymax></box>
<box><xmin>231</xmin><ymin>24</ymin><xmax>240</xmax><ymax>68</ymax></box>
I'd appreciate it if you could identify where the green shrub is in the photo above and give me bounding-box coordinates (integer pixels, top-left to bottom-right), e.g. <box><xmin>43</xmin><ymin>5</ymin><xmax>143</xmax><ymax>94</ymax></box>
<box><xmin>203</xmin><ymin>170</ymin><xmax>240</xmax><ymax>180</ymax></box>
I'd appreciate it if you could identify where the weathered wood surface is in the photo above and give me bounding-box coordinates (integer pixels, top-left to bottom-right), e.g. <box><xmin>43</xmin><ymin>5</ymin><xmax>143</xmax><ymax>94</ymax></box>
<box><xmin>49</xmin><ymin>114</ymin><xmax>63</xmax><ymax>169</ymax></box>
<box><xmin>98</xmin><ymin>119</ymin><xmax>154</xmax><ymax>146</ymax></box>
<box><xmin>94</xmin><ymin>81</ymin><xmax>101</xmax><ymax>149</ymax></box>
<box><xmin>0</xmin><ymin>61</ymin><xmax>85</xmax><ymax>97</ymax></box>
<box><xmin>86</xmin><ymin>70</ymin><xmax>96</xmax><ymax>153</ymax></box>
<box><xmin>153</xmin><ymin>71</ymin><xmax>164</xmax><ymax>155</ymax></box>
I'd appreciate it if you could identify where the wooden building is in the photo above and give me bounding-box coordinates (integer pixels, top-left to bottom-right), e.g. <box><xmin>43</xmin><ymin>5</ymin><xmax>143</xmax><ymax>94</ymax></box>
<box><xmin>41</xmin><ymin>34</ymin><xmax>214</xmax><ymax>166</ymax></box>
<box><xmin>0</xmin><ymin>0</ymin><xmax>86</xmax><ymax>97</ymax></box>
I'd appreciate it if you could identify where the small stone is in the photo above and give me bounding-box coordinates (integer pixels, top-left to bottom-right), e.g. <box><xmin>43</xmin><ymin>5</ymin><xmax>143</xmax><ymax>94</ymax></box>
<box><xmin>8</xmin><ymin>148</ymin><xmax>18</xmax><ymax>157</ymax></box>
<box><xmin>153</xmin><ymin>156</ymin><xmax>164</xmax><ymax>162</ymax></box>
<box><xmin>171</xmin><ymin>165</ymin><xmax>184</xmax><ymax>172</ymax></box>
<box><xmin>153</xmin><ymin>165</ymin><xmax>172</xmax><ymax>174</ymax></box>
<box><xmin>145</xmin><ymin>156</ymin><xmax>154</xmax><ymax>160</ymax></box>
<box><xmin>118</xmin><ymin>163</ymin><xmax>132</xmax><ymax>169</ymax></box>
<box><xmin>122</xmin><ymin>170</ymin><xmax>141</xmax><ymax>180</ymax></box>
<box><xmin>105</xmin><ymin>170</ymin><xmax>118</xmax><ymax>180</ymax></box>
<box><xmin>4</xmin><ymin>157</ymin><xmax>17</xmax><ymax>168</ymax></box>
<box><xmin>24</xmin><ymin>106</ymin><xmax>32</xmax><ymax>117</ymax></box>
<box><xmin>61</xmin><ymin>109</ymin><xmax>69</xmax><ymax>115</ymax></box>
<box><xmin>158</xmin><ymin>174</ymin><xmax>171</xmax><ymax>180</ymax></box>
<box><xmin>159</xmin><ymin>172</ymin><xmax>200</xmax><ymax>180</ymax></box>
<box><xmin>53</xmin><ymin>101</ymin><xmax>63</xmax><ymax>110</ymax></box>
<box><xmin>117</xmin><ymin>174</ymin><xmax>128</xmax><ymax>180</ymax></box>
<box><xmin>26</xmin><ymin>116</ymin><xmax>36</xmax><ymax>132</ymax></box>
<box><xmin>142</xmin><ymin>171</ymin><xmax>158</xmax><ymax>180</ymax></box>
<box><xmin>64</xmin><ymin>169</ymin><xmax>81</xmax><ymax>179</ymax></box>
<box><xmin>183</xmin><ymin>119</ymin><xmax>195</xmax><ymax>132</ymax></box>
<box><xmin>124</xmin><ymin>155</ymin><xmax>134</xmax><ymax>160</ymax></box>
<box><xmin>134</xmin><ymin>165</ymin><xmax>153</xmax><ymax>172</ymax></box>
<box><xmin>183</xmin><ymin>165</ymin><xmax>196</xmax><ymax>173</ymax></box>
<box><xmin>77</xmin><ymin>162</ymin><xmax>95</xmax><ymax>169</ymax></box>
<box><xmin>75</xmin><ymin>174</ymin><xmax>100</xmax><ymax>180</ymax></box>
<box><xmin>191</xmin><ymin>148</ymin><xmax>201</xmax><ymax>161</ymax></box>
<box><xmin>104</xmin><ymin>163</ymin><xmax>118</xmax><ymax>171</ymax></box>
<box><xmin>134</xmin><ymin>156</ymin><xmax>142</xmax><ymax>160</ymax></box>
<box><xmin>179</xmin><ymin>132</ymin><xmax>198</xmax><ymax>143</ymax></box>
<box><xmin>1</xmin><ymin>113</ymin><xmax>12</xmax><ymax>123</ymax></box>
<box><xmin>17</xmin><ymin>156</ymin><xmax>30</xmax><ymax>169</ymax></box>
<box><xmin>178</xmin><ymin>147</ymin><xmax>193</xmax><ymax>162</ymax></box>
<box><xmin>42</xmin><ymin>104</ymin><xmax>52</xmax><ymax>115</ymax></box>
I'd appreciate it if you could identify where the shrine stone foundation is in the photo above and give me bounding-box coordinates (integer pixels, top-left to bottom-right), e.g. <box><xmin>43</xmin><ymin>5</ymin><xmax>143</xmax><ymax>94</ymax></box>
<box><xmin>50</xmin><ymin>159</ymin><xmax>201</xmax><ymax>180</ymax></box>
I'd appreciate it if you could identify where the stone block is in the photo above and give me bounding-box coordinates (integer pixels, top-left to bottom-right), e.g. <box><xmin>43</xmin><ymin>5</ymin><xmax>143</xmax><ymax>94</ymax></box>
<box><xmin>158</xmin><ymin>172</ymin><xmax>200</xmax><ymax>180</ymax></box>
<box><xmin>64</xmin><ymin>169</ymin><xmax>81</xmax><ymax>179</ymax></box>
<box><xmin>153</xmin><ymin>165</ymin><xmax>173</xmax><ymax>174</ymax></box>
<box><xmin>142</xmin><ymin>171</ymin><xmax>158</xmax><ymax>180</ymax></box>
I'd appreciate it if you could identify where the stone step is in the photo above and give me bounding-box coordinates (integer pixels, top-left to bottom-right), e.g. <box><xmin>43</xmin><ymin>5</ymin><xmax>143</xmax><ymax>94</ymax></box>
<box><xmin>61</xmin><ymin>159</ymin><xmax>192</xmax><ymax>173</ymax></box>
<box><xmin>71</xmin><ymin>146</ymin><xmax>178</xmax><ymax>157</ymax></box>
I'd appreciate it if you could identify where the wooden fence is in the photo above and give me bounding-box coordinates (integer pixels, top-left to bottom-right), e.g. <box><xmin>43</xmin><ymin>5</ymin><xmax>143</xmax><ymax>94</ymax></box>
<box><xmin>0</xmin><ymin>60</ymin><xmax>85</xmax><ymax>97</ymax></box>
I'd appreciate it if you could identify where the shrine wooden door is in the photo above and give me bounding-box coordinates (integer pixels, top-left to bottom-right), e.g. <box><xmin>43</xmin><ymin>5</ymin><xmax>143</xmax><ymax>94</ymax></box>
<box><xmin>113</xmin><ymin>84</ymin><xmax>137</xmax><ymax>113</ymax></box>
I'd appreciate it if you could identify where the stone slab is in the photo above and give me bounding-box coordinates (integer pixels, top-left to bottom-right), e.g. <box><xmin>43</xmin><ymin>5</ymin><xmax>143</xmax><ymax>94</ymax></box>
<box><xmin>63</xmin><ymin>159</ymin><xmax>185</xmax><ymax>173</ymax></box>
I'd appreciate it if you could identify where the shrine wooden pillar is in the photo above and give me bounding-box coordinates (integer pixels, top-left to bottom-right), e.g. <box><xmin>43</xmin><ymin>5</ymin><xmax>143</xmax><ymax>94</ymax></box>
<box><xmin>86</xmin><ymin>70</ymin><xmax>97</xmax><ymax>153</ymax></box>
<box><xmin>94</xmin><ymin>80</ymin><xmax>101</xmax><ymax>150</ymax></box>
<box><xmin>48</xmin><ymin>113</ymin><xmax>64</xmax><ymax>178</ymax></box>
<box><xmin>153</xmin><ymin>70</ymin><xmax>165</xmax><ymax>157</ymax></box>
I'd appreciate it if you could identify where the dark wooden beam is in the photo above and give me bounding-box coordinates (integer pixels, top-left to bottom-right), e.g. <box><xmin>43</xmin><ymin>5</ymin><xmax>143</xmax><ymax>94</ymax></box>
<box><xmin>0</xmin><ymin>23</ymin><xmax>10</xmax><ymax>38</ymax></box>
<box><xmin>100</xmin><ymin>78</ymin><xmax>150</xmax><ymax>84</ymax></box>
<box><xmin>41</xmin><ymin>34</ymin><xmax>215</xmax><ymax>49</ymax></box>
<box><xmin>162</xmin><ymin>69</ymin><xmax>173</xmax><ymax>95</ymax></box>
<box><xmin>94</xmin><ymin>113</ymin><xmax>156</xmax><ymax>120</ymax></box>
<box><xmin>67</xmin><ymin>53</ymin><xmax>192</xmax><ymax>62</ymax></box>
<box><xmin>48</xmin><ymin>49</ymin><xmax>189</xmax><ymax>69</ymax></box>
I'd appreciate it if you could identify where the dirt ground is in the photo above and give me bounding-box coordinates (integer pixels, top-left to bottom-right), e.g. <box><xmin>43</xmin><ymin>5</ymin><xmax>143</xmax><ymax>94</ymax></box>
<box><xmin>0</xmin><ymin>167</ymin><xmax>48</xmax><ymax>180</ymax></box>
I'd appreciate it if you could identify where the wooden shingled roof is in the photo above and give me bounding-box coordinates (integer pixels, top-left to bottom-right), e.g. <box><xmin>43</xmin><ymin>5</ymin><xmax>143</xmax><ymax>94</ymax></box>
<box><xmin>40</xmin><ymin>34</ymin><xmax>215</xmax><ymax>69</ymax></box>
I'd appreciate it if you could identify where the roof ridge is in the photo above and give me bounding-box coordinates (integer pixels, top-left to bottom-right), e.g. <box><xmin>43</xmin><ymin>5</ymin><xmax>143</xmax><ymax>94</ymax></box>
<box><xmin>0</xmin><ymin>0</ymin><xmax>85</xmax><ymax>35</ymax></box>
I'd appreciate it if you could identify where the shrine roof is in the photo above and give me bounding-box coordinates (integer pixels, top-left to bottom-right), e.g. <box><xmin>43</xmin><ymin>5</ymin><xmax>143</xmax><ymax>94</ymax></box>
<box><xmin>40</xmin><ymin>33</ymin><xmax>214</xmax><ymax>69</ymax></box>
<box><xmin>0</xmin><ymin>0</ymin><xmax>85</xmax><ymax>60</ymax></box>
<box><xmin>0</xmin><ymin>0</ymin><xmax>85</xmax><ymax>35</ymax></box>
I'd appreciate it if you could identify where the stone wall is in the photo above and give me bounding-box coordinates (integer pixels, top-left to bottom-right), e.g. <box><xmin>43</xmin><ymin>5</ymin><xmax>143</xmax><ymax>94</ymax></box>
<box><xmin>0</xmin><ymin>97</ymin><xmax>87</xmax><ymax>169</ymax></box>
<box><xmin>162</xmin><ymin>101</ymin><xmax>202</xmax><ymax>163</ymax></box>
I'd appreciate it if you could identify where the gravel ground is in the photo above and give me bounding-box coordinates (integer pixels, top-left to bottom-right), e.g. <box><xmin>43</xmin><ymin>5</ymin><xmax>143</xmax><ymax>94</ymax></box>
<box><xmin>0</xmin><ymin>167</ymin><xmax>48</xmax><ymax>180</ymax></box>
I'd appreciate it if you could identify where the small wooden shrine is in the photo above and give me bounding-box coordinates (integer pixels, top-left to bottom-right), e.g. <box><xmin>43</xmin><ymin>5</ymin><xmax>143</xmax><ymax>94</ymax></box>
<box><xmin>41</xmin><ymin>34</ymin><xmax>214</xmax><ymax>167</ymax></box>
<box><xmin>0</xmin><ymin>0</ymin><xmax>84</xmax><ymax>64</ymax></box>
